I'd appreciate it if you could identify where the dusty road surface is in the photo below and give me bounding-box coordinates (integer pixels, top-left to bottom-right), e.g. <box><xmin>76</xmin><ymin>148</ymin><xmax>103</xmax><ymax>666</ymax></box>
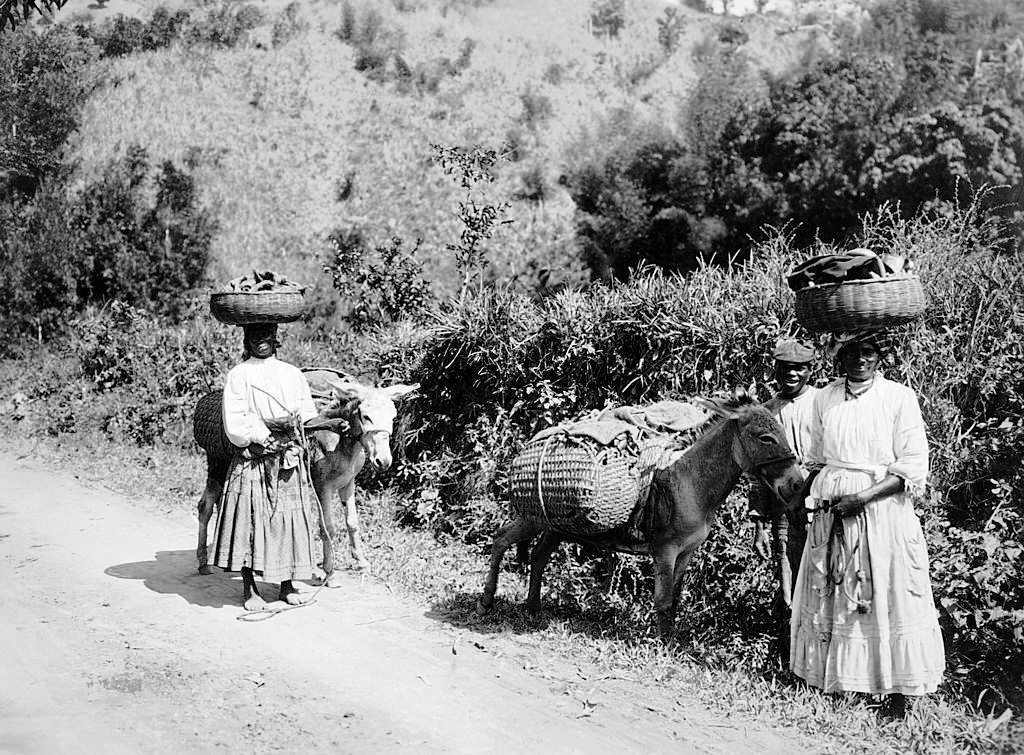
<box><xmin>0</xmin><ymin>454</ymin><xmax>813</xmax><ymax>754</ymax></box>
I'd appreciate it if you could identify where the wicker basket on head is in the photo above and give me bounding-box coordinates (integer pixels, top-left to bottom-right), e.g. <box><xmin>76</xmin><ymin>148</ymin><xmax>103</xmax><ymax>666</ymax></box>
<box><xmin>210</xmin><ymin>290</ymin><xmax>305</xmax><ymax>325</ymax></box>
<box><xmin>795</xmin><ymin>275</ymin><xmax>926</xmax><ymax>333</ymax></box>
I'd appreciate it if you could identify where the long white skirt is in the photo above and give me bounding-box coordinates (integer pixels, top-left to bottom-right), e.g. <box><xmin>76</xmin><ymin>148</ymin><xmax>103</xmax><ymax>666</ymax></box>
<box><xmin>790</xmin><ymin>467</ymin><xmax>945</xmax><ymax>695</ymax></box>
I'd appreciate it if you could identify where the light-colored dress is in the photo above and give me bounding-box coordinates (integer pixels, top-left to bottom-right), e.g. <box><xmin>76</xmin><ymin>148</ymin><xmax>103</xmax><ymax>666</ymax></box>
<box><xmin>212</xmin><ymin>356</ymin><xmax>320</xmax><ymax>583</ymax></box>
<box><xmin>789</xmin><ymin>374</ymin><xmax>945</xmax><ymax>695</ymax></box>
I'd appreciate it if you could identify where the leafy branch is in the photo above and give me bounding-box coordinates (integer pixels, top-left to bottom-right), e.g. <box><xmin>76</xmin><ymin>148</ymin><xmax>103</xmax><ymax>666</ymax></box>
<box><xmin>431</xmin><ymin>143</ymin><xmax>512</xmax><ymax>302</ymax></box>
<box><xmin>0</xmin><ymin>0</ymin><xmax>70</xmax><ymax>32</ymax></box>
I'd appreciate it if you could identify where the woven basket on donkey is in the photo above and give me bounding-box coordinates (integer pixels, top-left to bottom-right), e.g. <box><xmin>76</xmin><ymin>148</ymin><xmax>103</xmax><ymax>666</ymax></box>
<box><xmin>192</xmin><ymin>390</ymin><xmax>235</xmax><ymax>462</ymax></box>
<box><xmin>509</xmin><ymin>433</ymin><xmax>669</xmax><ymax>537</ymax></box>
<box><xmin>795</xmin><ymin>275</ymin><xmax>926</xmax><ymax>333</ymax></box>
<box><xmin>209</xmin><ymin>291</ymin><xmax>305</xmax><ymax>325</ymax></box>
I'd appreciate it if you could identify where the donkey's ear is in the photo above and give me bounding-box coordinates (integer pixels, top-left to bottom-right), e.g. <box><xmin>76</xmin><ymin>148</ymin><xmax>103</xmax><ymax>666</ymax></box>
<box><xmin>745</xmin><ymin>381</ymin><xmax>759</xmax><ymax>402</ymax></box>
<box><xmin>385</xmin><ymin>382</ymin><xmax>420</xmax><ymax>400</ymax></box>
<box><xmin>694</xmin><ymin>396</ymin><xmax>739</xmax><ymax>420</ymax></box>
<box><xmin>324</xmin><ymin>380</ymin><xmax>362</xmax><ymax>402</ymax></box>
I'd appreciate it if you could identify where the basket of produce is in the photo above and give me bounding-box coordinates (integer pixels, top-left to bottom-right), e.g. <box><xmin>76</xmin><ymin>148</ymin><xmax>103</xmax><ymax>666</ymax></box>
<box><xmin>509</xmin><ymin>421</ymin><xmax>671</xmax><ymax>537</ymax></box>
<box><xmin>789</xmin><ymin>249</ymin><xmax>926</xmax><ymax>333</ymax></box>
<box><xmin>210</xmin><ymin>270</ymin><xmax>306</xmax><ymax>325</ymax></box>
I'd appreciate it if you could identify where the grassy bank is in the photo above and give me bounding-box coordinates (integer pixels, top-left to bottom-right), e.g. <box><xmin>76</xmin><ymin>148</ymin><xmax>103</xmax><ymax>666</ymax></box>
<box><xmin>0</xmin><ymin>421</ymin><xmax>1017</xmax><ymax>754</ymax></box>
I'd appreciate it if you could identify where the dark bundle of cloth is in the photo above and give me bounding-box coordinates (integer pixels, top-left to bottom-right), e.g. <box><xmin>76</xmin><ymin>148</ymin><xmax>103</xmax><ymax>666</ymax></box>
<box><xmin>787</xmin><ymin>249</ymin><xmax>910</xmax><ymax>292</ymax></box>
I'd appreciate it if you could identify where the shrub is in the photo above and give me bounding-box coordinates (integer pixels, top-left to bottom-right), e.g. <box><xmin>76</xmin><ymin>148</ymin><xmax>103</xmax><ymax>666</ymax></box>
<box><xmin>78</xmin><ymin>7</ymin><xmax>191</xmax><ymax>57</ymax></box>
<box><xmin>589</xmin><ymin>0</ymin><xmax>625</xmax><ymax>39</ymax></box>
<box><xmin>0</xmin><ymin>26</ymin><xmax>99</xmax><ymax>196</ymax></box>
<box><xmin>563</xmin><ymin>109</ymin><xmax>713</xmax><ymax>278</ymax></box>
<box><xmin>0</xmin><ymin>177</ymin><xmax>82</xmax><ymax>346</ymax></box>
<box><xmin>73</xmin><ymin>302</ymin><xmax>235</xmax><ymax>445</ymax></box>
<box><xmin>72</xmin><ymin>146</ymin><xmax>216</xmax><ymax>320</ymax></box>
<box><xmin>377</xmin><ymin>202</ymin><xmax>1024</xmax><ymax>711</ymax></box>
<box><xmin>323</xmin><ymin>228</ymin><xmax>433</xmax><ymax>332</ymax></box>
<box><xmin>0</xmin><ymin>147</ymin><xmax>215</xmax><ymax>348</ymax></box>
<box><xmin>656</xmin><ymin>6</ymin><xmax>685</xmax><ymax>56</ymax></box>
<box><xmin>183</xmin><ymin>2</ymin><xmax>265</xmax><ymax>48</ymax></box>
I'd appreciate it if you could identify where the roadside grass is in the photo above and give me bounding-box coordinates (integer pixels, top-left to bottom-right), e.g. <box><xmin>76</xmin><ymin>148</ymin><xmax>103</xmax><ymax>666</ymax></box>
<box><xmin>2</xmin><ymin>419</ymin><xmax>1016</xmax><ymax>755</ymax></box>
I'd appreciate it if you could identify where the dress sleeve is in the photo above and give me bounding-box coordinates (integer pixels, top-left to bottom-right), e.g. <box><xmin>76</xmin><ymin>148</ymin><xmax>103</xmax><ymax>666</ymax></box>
<box><xmin>297</xmin><ymin>376</ymin><xmax>318</xmax><ymax>423</ymax></box>
<box><xmin>806</xmin><ymin>389</ymin><xmax>826</xmax><ymax>471</ymax></box>
<box><xmin>222</xmin><ymin>367</ymin><xmax>271</xmax><ymax>448</ymax></box>
<box><xmin>887</xmin><ymin>386</ymin><xmax>929</xmax><ymax>492</ymax></box>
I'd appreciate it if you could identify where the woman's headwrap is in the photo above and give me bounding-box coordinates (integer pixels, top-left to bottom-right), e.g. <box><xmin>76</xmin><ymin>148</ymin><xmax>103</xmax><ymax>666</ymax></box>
<box><xmin>825</xmin><ymin>330</ymin><xmax>894</xmax><ymax>360</ymax></box>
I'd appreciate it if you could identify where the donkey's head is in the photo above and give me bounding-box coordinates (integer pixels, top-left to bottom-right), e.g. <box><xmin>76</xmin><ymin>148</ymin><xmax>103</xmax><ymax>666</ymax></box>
<box><xmin>695</xmin><ymin>388</ymin><xmax>804</xmax><ymax>513</ymax></box>
<box><xmin>326</xmin><ymin>381</ymin><xmax>419</xmax><ymax>471</ymax></box>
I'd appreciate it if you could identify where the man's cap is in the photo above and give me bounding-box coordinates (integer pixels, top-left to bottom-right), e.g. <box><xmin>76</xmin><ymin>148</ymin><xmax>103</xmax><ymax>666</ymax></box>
<box><xmin>772</xmin><ymin>339</ymin><xmax>815</xmax><ymax>364</ymax></box>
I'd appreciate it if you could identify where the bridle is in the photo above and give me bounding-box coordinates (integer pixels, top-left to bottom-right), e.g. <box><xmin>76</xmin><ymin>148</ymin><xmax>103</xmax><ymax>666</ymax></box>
<box><xmin>731</xmin><ymin>426</ymin><xmax>796</xmax><ymax>507</ymax></box>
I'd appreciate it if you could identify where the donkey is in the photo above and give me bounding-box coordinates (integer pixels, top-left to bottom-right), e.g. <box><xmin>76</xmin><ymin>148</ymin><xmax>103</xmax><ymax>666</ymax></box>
<box><xmin>478</xmin><ymin>393</ymin><xmax>805</xmax><ymax>638</ymax></box>
<box><xmin>193</xmin><ymin>369</ymin><xmax>417</xmax><ymax>586</ymax></box>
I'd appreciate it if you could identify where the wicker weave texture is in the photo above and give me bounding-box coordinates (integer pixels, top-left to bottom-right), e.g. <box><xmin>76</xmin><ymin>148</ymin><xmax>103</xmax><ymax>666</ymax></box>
<box><xmin>509</xmin><ymin>434</ymin><xmax>669</xmax><ymax>536</ymax></box>
<box><xmin>795</xmin><ymin>276</ymin><xmax>925</xmax><ymax>333</ymax></box>
<box><xmin>210</xmin><ymin>291</ymin><xmax>305</xmax><ymax>325</ymax></box>
<box><xmin>192</xmin><ymin>390</ymin><xmax>235</xmax><ymax>462</ymax></box>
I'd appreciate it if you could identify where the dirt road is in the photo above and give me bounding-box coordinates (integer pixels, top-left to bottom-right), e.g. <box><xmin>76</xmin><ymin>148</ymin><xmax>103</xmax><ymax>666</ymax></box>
<box><xmin>0</xmin><ymin>454</ymin><xmax>812</xmax><ymax>754</ymax></box>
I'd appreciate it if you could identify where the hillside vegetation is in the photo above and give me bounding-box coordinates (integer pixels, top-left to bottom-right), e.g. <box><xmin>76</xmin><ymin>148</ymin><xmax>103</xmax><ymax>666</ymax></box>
<box><xmin>2</xmin><ymin>0</ymin><xmax>1023</xmax><ymax>751</ymax></box>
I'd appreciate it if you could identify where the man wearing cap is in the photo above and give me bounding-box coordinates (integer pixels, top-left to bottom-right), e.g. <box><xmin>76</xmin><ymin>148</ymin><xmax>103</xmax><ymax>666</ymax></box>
<box><xmin>749</xmin><ymin>339</ymin><xmax>818</xmax><ymax>629</ymax></box>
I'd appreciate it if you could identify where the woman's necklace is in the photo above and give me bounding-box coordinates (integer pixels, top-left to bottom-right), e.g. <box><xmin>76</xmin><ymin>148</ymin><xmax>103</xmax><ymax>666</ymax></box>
<box><xmin>845</xmin><ymin>375</ymin><xmax>875</xmax><ymax>400</ymax></box>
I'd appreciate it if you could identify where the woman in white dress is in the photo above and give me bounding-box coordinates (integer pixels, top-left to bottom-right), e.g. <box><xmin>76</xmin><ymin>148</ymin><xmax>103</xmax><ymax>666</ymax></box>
<box><xmin>789</xmin><ymin>331</ymin><xmax>945</xmax><ymax>717</ymax></box>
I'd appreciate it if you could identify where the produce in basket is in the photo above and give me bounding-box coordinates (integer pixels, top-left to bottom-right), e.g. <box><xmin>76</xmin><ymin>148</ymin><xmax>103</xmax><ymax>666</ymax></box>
<box><xmin>222</xmin><ymin>269</ymin><xmax>306</xmax><ymax>293</ymax></box>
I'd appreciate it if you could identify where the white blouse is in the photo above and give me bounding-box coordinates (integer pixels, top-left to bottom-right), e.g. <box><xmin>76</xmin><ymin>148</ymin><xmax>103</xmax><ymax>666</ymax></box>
<box><xmin>807</xmin><ymin>374</ymin><xmax>929</xmax><ymax>490</ymax></box>
<box><xmin>222</xmin><ymin>356</ymin><xmax>318</xmax><ymax>448</ymax></box>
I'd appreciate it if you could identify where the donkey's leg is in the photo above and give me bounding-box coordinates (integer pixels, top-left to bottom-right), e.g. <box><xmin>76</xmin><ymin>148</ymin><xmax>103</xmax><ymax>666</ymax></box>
<box><xmin>655</xmin><ymin>525</ymin><xmax>709</xmax><ymax>639</ymax></box>
<box><xmin>312</xmin><ymin>476</ymin><xmax>343</xmax><ymax>588</ymax></box>
<box><xmin>525</xmin><ymin>531</ymin><xmax>561</xmax><ymax>616</ymax></box>
<box><xmin>478</xmin><ymin>519</ymin><xmax>540</xmax><ymax>614</ymax></box>
<box><xmin>196</xmin><ymin>469</ymin><xmax>224</xmax><ymax>575</ymax></box>
<box><xmin>652</xmin><ymin>543</ymin><xmax>683</xmax><ymax>638</ymax></box>
<box><xmin>342</xmin><ymin>481</ymin><xmax>369</xmax><ymax>572</ymax></box>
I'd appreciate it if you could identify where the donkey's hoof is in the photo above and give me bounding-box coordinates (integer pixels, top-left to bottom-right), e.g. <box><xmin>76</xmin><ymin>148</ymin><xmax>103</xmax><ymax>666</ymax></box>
<box><xmin>352</xmin><ymin>558</ymin><xmax>370</xmax><ymax>572</ymax></box>
<box><xmin>475</xmin><ymin>598</ymin><xmax>492</xmax><ymax>616</ymax></box>
<box><xmin>198</xmin><ymin>564</ymin><xmax>214</xmax><ymax>575</ymax></box>
<box><xmin>325</xmin><ymin>572</ymin><xmax>346</xmax><ymax>588</ymax></box>
<box><xmin>525</xmin><ymin>600</ymin><xmax>542</xmax><ymax>617</ymax></box>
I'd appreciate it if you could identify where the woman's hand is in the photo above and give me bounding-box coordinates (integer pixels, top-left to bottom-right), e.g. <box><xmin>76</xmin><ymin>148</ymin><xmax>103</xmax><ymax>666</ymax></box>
<box><xmin>832</xmin><ymin>492</ymin><xmax>868</xmax><ymax>518</ymax></box>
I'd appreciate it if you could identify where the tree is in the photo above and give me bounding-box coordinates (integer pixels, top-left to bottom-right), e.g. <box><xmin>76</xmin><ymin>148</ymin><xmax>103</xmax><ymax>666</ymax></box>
<box><xmin>0</xmin><ymin>0</ymin><xmax>71</xmax><ymax>32</ymax></box>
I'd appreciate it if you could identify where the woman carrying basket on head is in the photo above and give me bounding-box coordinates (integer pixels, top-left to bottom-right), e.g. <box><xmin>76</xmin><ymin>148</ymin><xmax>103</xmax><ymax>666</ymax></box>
<box><xmin>211</xmin><ymin>322</ymin><xmax>321</xmax><ymax>610</ymax></box>
<box><xmin>789</xmin><ymin>330</ymin><xmax>945</xmax><ymax>718</ymax></box>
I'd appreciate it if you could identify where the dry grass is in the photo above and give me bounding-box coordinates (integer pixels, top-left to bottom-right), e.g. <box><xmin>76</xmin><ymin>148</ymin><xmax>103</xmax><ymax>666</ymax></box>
<box><xmin>59</xmin><ymin>0</ymin><xmax>821</xmax><ymax>301</ymax></box>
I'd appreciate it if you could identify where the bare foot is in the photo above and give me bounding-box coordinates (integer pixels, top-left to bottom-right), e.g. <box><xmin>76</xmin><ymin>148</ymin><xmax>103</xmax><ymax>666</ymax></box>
<box><xmin>325</xmin><ymin>572</ymin><xmax>345</xmax><ymax>589</ymax></box>
<box><xmin>279</xmin><ymin>581</ymin><xmax>312</xmax><ymax>605</ymax></box>
<box><xmin>243</xmin><ymin>594</ymin><xmax>270</xmax><ymax>612</ymax></box>
<box><xmin>281</xmin><ymin>590</ymin><xmax>312</xmax><ymax>606</ymax></box>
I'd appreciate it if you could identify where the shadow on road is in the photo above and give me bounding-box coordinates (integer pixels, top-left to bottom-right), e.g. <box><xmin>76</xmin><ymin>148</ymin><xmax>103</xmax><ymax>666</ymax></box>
<box><xmin>105</xmin><ymin>549</ymin><xmax>240</xmax><ymax>608</ymax></box>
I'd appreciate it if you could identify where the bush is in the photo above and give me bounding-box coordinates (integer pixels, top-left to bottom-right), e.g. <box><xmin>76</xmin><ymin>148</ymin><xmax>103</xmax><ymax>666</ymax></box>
<box><xmin>72</xmin><ymin>146</ymin><xmax>216</xmax><ymax>320</ymax></box>
<box><xmin>377</xmin><ymin>202</ymin><xmax>1024</xmax><ymax>711</ymax></box>
<box><xmin>323</xmin><ymin>228</ymin><xmax>433</xmax><ymax>332</ymax></box>
<box><xmin>0</xmin><ymin>177</ymin><xmax>82</xmax><ymax>345</ymax></box>
<box><xmin>0</xmin><ymin>147</ymin><xmax>215</xmax><ymax>348</ymax></box>
<box><xmin>183</xmin><ymin>2</ymin><xmax>265</xmax><ymax>48</ymax></box>
<box><xmin>73</xmin><ymin>302</ymin><xmax>235</xmax><ymax>446</ymax></box>
<box><xmin>0</xmin><ymin>26</ymin><xmax>99</xmax><ymax>196</ymax></box>
<box><xmin>590</xmin><ymin>0</ymin><xmax>625</xmax><ymax>39</ymax></box>
<box><xmin>77</xmin><ymin>7</ymin><xmax>191</xmax><ymax>57</ymax></box>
